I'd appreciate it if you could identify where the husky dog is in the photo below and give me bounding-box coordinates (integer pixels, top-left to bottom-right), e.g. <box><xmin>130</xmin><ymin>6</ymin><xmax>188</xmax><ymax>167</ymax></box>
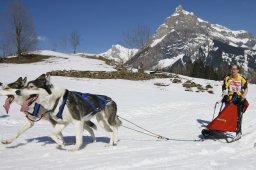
<box><xmin>0</xmin><ymin>77</ymin><xmax>96</xmax><ymax>145</ymax></box>
<box><xmin>16</xmin><ymin>74</ymin><xmax>122</xmax><ymax>151</ymax></box>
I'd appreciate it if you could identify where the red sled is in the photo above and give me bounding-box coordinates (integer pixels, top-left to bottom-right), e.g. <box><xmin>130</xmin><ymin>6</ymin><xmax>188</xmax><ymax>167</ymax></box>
<box><xmin>207</xmin><ymin>99</ymin><xmax>249</xmax><ymax>132</ymax></box>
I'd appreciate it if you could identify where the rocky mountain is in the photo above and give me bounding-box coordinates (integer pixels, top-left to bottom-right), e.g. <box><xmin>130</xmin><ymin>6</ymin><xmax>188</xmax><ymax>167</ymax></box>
<box><xmin>101</xmin><ymin>44</ymin><xmax>138</xmax><ymax>63</ymax></box>
<box><xmin>126</xmin><ymin>5</ymin><xmax>256</xmax><ymax>80</ymax></box>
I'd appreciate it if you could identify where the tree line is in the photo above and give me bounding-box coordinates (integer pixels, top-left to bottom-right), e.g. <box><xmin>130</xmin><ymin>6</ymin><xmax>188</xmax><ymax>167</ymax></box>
<box><xmin>167</xmin><ymin>59</ymin><xmax>230</xmax><ymax>81</ymax></box>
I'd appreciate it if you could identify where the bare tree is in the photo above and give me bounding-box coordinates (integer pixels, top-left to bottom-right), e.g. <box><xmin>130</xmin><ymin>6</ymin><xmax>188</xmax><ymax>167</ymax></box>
<box><xmin>6</xmin><ymin>0</ymin><xmax>37</xmax><ymax>58</ymax></box>
<box><xmin>122</xmin><ymin>24</ymin><xmax>151</xmax><ymax>48</ymax></box>
<box><xmin>70</xmin><ymin>31</ymin><xmax>80</xmax><ymax>54</ymax></box>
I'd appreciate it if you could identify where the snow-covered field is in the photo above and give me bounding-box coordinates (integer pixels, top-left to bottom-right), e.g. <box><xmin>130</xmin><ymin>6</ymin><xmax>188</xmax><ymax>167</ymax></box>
<box><xmin>0</xmin><ymin>51</ymin><xmax>256</xmax><ymax>170</ymax></box>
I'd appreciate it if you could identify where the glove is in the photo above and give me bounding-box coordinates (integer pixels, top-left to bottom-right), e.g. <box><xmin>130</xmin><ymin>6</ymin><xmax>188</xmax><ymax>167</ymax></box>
<box><xmin>222</xmin><ymin>95</ymin><xmax>229</xmax><ymax>102</ymax></box>
<box><xmin>232</xmin><ymin>98</ymin><xmax>240</xmax><ymax>105</ymax></box>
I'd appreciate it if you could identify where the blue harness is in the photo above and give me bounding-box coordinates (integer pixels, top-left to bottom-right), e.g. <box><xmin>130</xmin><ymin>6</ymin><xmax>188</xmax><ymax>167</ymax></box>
<box><xmin>27</xmin><ymin>103</ymin><xmax>41</xmax><ymax>117</ymax></box>
<box><xmin>56</xmin><ymin>91</ymin><xmax>110</xmax><ymax>119</ymax></box>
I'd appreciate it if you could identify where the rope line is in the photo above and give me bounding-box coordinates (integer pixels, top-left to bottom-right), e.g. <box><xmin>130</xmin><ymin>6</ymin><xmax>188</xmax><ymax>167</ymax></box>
<box><xmin>121</xmin><ymin>125</ymin><xmax>162</xmax><ymax>139</ymax></box>
<box><xmin>118</xmin><ymin>116</ymin><xmax>170</xmax><ymax>140</ymax></box>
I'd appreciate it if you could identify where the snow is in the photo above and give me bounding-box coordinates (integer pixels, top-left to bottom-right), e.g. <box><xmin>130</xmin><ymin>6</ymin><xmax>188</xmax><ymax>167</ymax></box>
<box><xmin>243</xmin><ymin>56</ymin><xmax>249</xmax><ymax>72</ymax></box>
<box><xmin>1</xmin><ymin>51</ymin><xmax>256</xmax><ymax>169</ymax></box>
<box><xmin>232</xmin><ymin>30</ymin><xmax>248</xmax><ymax>36</ymax></box>
<box><xmin>172</xmin><ymin>6</ymin><xmax>194</xmax><ymax>16</ymax></box>
<box><xmin>0</xmin><ymin>50</ymin><xmax>116</xmax><ymax>81</ymax></box>
<box><xmin>170</xmin><ymin>29</ymin><xmax>175</xmax><ymax>33</ymax></box>
<box><xmin>222</xmin><ymin>52</ymin><xmax>232</xmax><ymax>63</ymax></box>
<box><xmin>100</xmin><ymin>44</ymin><xmax>138</xmax><ymax>63</ymax></box>
<box><xmin>241</xmin><ymin>44</ymin><xmax>249</xmax><ymax>48</ymax></box>
<box><xmin>75</xmin><ymin>52</ymin><xmax>97</xmax><ymax>57</ymax></box>
<box><xmin>5</xmin><ymin>55</ymin><xmax>17</xmax><ymax>59</ymax></box>
<box><xmin>212</xmin><ymin>24</ymin><xmax>232</xmax><ymax>33</ymax></box>
<box><xmin>155</xmin><ymin>54</ymin><xmax>184</xmax><ymax>68</ymax></box>
<box><xmin>197</xmin><ymin>17</ymin><xmax>208</xmax><ymax>23</ymax></box>
<box><xmin>211</xmin><ymin>25</ymin><xmax>250</xmax><ymax>45</ymax></box>
<box><xmin>171</xmin><ymin>13</ymin><xmax>179</xmax><ymax>17</ymax></box>
<box><xmin>210</xmin><ymin>30</ymin><xmax>249</xmax><ymax>46</ymax></box>
<box><xmin>229</xmin><ymin>42</ymin><xmax>239</xmax><ymax>47</ymax></box>
<box><xmin>150</xmin><ymin>35</ymin><xmax>166</xmax><ymax>47</ymax></box>
<box><xmin>160</xmin><ymin>23</ymin><xmax>168</xmax><ymax>28</ymax></box>
<box><xmin>180</xmin><ymin>10</ymin><xmax>194</xmax><ymax>16</ymax></box>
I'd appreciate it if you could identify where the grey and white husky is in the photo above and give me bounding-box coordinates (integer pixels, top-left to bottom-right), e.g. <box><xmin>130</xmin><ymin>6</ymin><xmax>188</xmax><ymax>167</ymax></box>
<box><xmin>16</xmin><ymin>74</ymin><xmax>122</xmax><ymax>151</ymax></box>
<box><xmin>0</xmin><ymin>77</ymin><xmax>96</xmax><ymax>145</ymax></box>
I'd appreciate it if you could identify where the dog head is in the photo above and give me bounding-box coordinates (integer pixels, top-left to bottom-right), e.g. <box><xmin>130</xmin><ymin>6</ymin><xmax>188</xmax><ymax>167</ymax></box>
<box><xmin>16</xmin><ymin>74</ymin><xmax>52</xmax><ymax>112</ymax></box>
<box><xmin>0</xmin><ymin>77</ymin><xmax>27</xmax><ymax>113</ymax></box>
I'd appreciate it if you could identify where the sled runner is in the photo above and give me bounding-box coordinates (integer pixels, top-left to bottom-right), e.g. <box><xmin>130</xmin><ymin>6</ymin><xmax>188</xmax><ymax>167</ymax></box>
<box><xmin>201</xmin><ymin>96</ymin><xmax>249</xmax><ymax>143</ymax></box>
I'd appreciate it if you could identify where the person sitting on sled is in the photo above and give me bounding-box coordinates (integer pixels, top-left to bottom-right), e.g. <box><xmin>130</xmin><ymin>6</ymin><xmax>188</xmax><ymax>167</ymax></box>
<box><xmin>222</xmin><ymin>64</ymin><xmax>248</xmax><ymax>139</ymax></box>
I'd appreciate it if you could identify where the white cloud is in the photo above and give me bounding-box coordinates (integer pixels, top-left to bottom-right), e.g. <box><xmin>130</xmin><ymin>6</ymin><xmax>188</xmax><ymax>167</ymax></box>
<box><xmin>37</xmin><ymin>36</ymin><xmax>47</xmax><ymax>41</ymax></box>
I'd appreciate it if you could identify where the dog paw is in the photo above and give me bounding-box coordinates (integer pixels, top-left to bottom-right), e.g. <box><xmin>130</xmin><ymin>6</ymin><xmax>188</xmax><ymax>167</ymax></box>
<box><xmin>114</xmin><ymin>139</ymin><xmax>119</xmax><ymax>143</ymax></box>
<box><xmin>91</xmin><ymin>139</ymin><xmax>96</xmax><ymax>143</ymax></box>
<box><xmin>105</xmin><ymin>143</ymin><xmax>114</xmax><ymax>147</ymax></box>
<box><xmin>50</xmin><ymin>135</ymin><xmax>65</xmax><ymax>147</ymax></box>
<box><xmin>59</xmin><ymin>143</ymin><xmax>65</xmax><ymax>147</ymax></box>
<box><xmin>1</xmin><ymin>139</ymin><xmax>12</xmax><ymax>144</ymax></box>
<box><xmin>65</xmin><ymin>145</ymin><xmax>80</xmax><ymax>151</ymax></box>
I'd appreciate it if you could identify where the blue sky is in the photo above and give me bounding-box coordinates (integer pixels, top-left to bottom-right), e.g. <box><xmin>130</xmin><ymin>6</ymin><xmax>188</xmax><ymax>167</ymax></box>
<box><xmin>0</xmin><ymin>0</ymin><xmax>255</xmax><ymax>54</ymax></box>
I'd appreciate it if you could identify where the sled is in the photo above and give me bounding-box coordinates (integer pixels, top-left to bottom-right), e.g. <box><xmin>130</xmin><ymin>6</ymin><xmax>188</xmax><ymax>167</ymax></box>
<box><xmin>201</xmin><ymin>99</ymin><xmax>249</xmax><ymax>143</ymax></box>
<box><xmin>207</xmin><ymin>103</ymin><xmax>238</xmax><ymax>132</ymax></box>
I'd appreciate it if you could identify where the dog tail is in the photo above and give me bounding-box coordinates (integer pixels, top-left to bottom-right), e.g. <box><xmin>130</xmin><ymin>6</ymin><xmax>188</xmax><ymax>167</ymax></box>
<box><xmin>85</xmin><ymin>120</ymin><xmax>97</xmax><ymax>130</ymax></box>
<box><xmin>108</xmin><ymin>101</ymin><xmax>122</xmax><ymax>127</ymax></box>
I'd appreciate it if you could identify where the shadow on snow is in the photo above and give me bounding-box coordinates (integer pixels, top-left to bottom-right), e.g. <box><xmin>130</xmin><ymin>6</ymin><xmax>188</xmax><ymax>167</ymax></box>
<box><xmin>6</xmin><ymin>136</ymin><xmax>110</xmax><ymax>149</ymax></box>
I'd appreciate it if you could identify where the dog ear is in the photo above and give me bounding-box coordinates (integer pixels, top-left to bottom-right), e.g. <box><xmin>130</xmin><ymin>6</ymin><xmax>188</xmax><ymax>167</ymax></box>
<box><xmin>37</xmin><ymin>74</ymin><xmax>46</xmax><ymax>80</ymax></box>
<box><xmin>44</xmin><ymin>74</ymin><xmax>52</xmax><ymax>94</ymax></box>
<box><xmin>45</xmin><ymin>74</ymin><xmax>51</xmax><ymax>85</ymax></box>
<box><xmin>17</xmin><ymin>77</ymin><xmax>22</xmax><ymax>82</ymax></box>
<box><xmin>0</xmin><ymin>82</ymin><xmax>2</xmax><ymax>86</ymax></box>
<box><xmin>22</xmin><ymin>77</ymin><xmax>27</xmax><ymax>85</ymax></box>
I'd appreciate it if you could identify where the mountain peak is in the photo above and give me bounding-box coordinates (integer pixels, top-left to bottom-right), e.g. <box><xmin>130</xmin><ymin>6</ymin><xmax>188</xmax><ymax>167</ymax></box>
<box><xmin>126</xmin><ymin>6</ymin><xmax>256</xmax><ymax>80</ymax></box>
<box><xmin>172</xmin><ymin>5</ymin><xmax>194</xmax><ymax>16</ymax></box>
<box><xmin>101</xmin><ymin>44</ymin><xmax>138</xmax><ymax>63</ymax></box>
<box><xmin>175</xmin><ymin>5</ymin><xmax>184</xmax><ymax>13</ymax></box>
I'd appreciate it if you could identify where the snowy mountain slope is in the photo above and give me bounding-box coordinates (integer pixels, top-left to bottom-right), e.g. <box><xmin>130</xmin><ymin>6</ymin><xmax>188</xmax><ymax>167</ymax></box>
<box><xmin>1</xmin><ymin>52</ymin><xmax>256</xmax><ymax>169</ymax></box>
<box><xmin>126</xmin><ymin>5</ymin><xmax>256</xmax><ymax>79</ymax></box>
<box><xmin>0</xmin><ymin>50</ymin><xmax>116</xmax><ymax>81</ymax></box>
<box><xmin>100</xmin><ymin>44</ymin><xmax>138</xmax><ymax>63</ymax></box>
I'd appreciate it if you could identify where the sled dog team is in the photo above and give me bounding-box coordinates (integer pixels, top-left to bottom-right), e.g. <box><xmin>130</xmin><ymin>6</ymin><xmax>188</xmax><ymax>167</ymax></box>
<box><xmin>0</xmin><ymin>74</ymin><xmax>122</xmax><ymax>151</ymax></box>
<box><xmin>0</xmin><ymin>64</ymin><xmax>249</xmax><ymax>150</ymax></box>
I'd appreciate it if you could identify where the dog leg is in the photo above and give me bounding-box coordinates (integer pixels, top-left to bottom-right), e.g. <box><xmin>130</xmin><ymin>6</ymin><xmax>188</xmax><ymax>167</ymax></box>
<box><xmin>1</xmin><ymin>119</ymin><xmax>34</xmax><ymax>144</ymax></box>
<box><xmin>112</xmin><ymin>126</ymin><xmax>119</xmax><ymax>144</ymax></box>
<box><xmin>49</xmin><ymin>118</ymin><xmax>64</xmax><ymax>144</ymax></box>
<box><xmin>105</xmin><ymin>132</ymin><xmax>115</xmax><ymax>147</ymax></box>
<box><xmin>84</xmin><ymin>124</ymin><xmax>96</xmax><ymax>143</ymax></box>
<box><xmin>96</xmin><ymin>113</ymin><xmax>115</xmax><ymax>147</ymax></box>
<box><xmin>66</xmin><ymin>121</ymin><xmax>84</xmax><ymax>151</ymax></box>
<box><xmin>50</xmin><ymin>123</ymin><xmax>67</xmax><ymax>147</ymax></box>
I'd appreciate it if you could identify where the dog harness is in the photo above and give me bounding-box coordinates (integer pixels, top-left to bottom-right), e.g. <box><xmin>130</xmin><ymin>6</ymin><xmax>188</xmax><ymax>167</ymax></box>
<box><xmin>55</xmin><ymin>90</ymin><xmax>110</xmax><ymax>119</ymax></box>
<box><xmin>28</xmin><ymin>103</ymin><xmax>41</xmax><ymax>117</ymax></box>
<box><xmin>25</xmin><ymin>103</ymin><xmax>46</xmax><ymax>122</ymax></box>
